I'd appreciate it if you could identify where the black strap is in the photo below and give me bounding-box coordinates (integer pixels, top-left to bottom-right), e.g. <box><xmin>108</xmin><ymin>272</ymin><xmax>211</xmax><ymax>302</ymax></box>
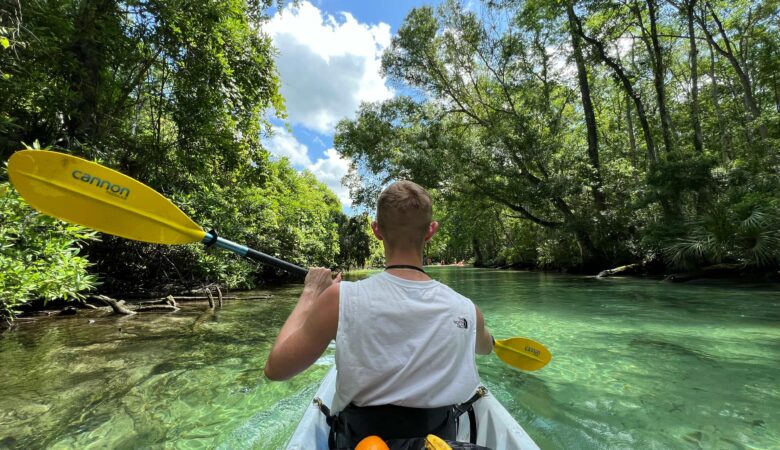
<box><xmin>453</xmin><ymin>386</ymin><xmax>487</xmax><ymax>445</ymax></box>
<box><xmin>468</xmin><ymin>408</ymin><xmax>477</xmax><ymax>445</ymax></box>
<box><xmin>314</xmin><ymin>398</ymin><xmax>340</xmax><ymax>449</ymax></box>
<box><xmin>385</xmin><ymin>264</ymin><xmax>426</xmax><ymax>273</ymax></box>
<box><xmin>453</xmin><ymin>387</ymin><xmax>487</xmax><ymax>418</ymax></box>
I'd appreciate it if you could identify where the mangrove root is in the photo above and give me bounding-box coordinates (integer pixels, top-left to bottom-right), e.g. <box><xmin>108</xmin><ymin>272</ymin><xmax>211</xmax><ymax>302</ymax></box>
<box><xmin>206</xmin><ymin>289</ymin><xmax>215</xmax><ymax>309</ymax></box>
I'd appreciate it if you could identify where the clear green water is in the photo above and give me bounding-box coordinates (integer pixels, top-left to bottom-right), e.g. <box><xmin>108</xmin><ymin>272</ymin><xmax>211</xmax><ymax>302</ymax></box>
<box><xmin>1</xmin><ymin>268</ymin><xmax>778</xmax><ymax>449</ymax></box>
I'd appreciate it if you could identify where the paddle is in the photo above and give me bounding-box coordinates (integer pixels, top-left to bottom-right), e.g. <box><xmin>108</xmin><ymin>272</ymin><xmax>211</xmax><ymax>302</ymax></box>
<box><xmin>494</xmin><ymin>337</ymin><xmax>551</xmax><ymax>371</ymax></box>
<box><xmin>7</xmin><ymin>149</ymin><xmax>308</xmax><ymax>277</ymax></box>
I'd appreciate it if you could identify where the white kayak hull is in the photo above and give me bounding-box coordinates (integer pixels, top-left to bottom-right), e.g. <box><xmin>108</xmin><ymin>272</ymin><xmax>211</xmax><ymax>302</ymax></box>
<box><xmin>286</xmin><ymin>366</ymin><xmax>539</xmax><ymax>450</ymax></box>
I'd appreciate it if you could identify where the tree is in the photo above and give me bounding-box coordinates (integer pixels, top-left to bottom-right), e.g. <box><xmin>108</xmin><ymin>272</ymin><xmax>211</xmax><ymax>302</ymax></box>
<box><xmin>0</xmin><ymin>1</ymin><xmax>349</xmax><ymax>301</ymax></box>
<box><xmin>337</xmin><ymin>213</ymin><xmax>373</xmax><ymax>271</ymax></box>
<box><xmin>335</xmin><ymin>0</ymin><xmax>779</xmax><ymax>274</ymax></box>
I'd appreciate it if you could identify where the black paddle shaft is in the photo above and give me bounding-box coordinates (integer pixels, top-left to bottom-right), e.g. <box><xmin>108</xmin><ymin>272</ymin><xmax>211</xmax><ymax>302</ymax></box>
<box><xmin>246</xmin><ymin>248</ymin><xmax>309</xmax><ymax>278</ymax></box>
<box><xmin>203</xmin><ymin>232</ymin><xmax>308</xmax><ymax>278</ymax></box>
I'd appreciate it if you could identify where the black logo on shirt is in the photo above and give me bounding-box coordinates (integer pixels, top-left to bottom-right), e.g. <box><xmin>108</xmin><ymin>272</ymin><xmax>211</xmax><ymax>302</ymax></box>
<box><xmin>453</xmin><ymin>317</ymin><xmax>468</xmax><ymax>329</ymax></box>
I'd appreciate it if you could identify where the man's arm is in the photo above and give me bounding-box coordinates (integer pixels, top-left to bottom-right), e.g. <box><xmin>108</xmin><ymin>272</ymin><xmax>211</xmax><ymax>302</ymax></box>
<box><xmin>475</xmin><ymin>306</ymin><xmax>493</xmax><ymax>355</ymax></box>
<box><xmin>264</xmin><ymin>268</ymin><xmax>340</xmax><ymax>381</ymax></box>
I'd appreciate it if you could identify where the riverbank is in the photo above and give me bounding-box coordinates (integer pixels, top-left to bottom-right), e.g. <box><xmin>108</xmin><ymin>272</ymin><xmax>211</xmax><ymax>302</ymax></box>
<box><xmin>1</xmin><ymin>290</ymin><xmax>276</xmax><ymax>332</ymax></box>
<box><xmin>4</xmin><ymin>263</ymin><xmax>778</xmax><ymax>332</ymax></box>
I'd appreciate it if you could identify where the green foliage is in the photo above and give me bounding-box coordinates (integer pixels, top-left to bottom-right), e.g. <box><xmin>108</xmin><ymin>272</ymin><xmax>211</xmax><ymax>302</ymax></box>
<box><xmin>0</xmin><ymin>1</ymin><xmax>351</xmax><ymax>301</ymax></box>
<box><xmin>88</xmin><ymin>159</ymin><xmax>343</xmax><ymax>293</ymax></box>
<box><xmin>337</xmin><ymin>213</ymin><xmax>374</xmax><ymax>271</ymax></box>
<box><xmin>335</xmin><ymin>0</ymin><xmax>780</xmax><ymax>274</ymax></box>
<box><xmin>0</xmin><ymin>0</ymin><xmax>285</xmax><ymax>167</ymax></box>
<box><xmin>664</xmin><ymin>176</ymin><xmax>780</xmax><ymax>269</ymax></box>
<box><xmin>664</xmin><ymin>203</ymin><xmax>780</xmax><ymax>269</ymax></box>
<box><xmin>0</xmin><ymin>182</ymin><xmax>98</xmax><ymax>319</ymax></box>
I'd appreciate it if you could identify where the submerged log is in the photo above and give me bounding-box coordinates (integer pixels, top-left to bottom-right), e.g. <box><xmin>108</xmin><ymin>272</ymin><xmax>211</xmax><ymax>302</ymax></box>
<box><xmin>163</xmin><ymin>294</ymin><xmax>272</xmax><ymax>301</ymax></box>
<box><xmin>58</xmin><ymin>306</ymin><xmax>79</xmax><ymax>316</ymax></box>
<box><xmin>136</xmin><ymin>296</ymin><xmax>178</xmax><ymax>308</ymax></box>
<box><xmin>664</xmin><ymin>272</ymin><xmax>699</xmax><ymax>283</ymax></box>
<box><xmin>165</xmin><ymin>295</ymin><xmax>237</xmax><ymax>300</ymax></box>
<box><xmin>191</xmin><ymin>308</ymin><xmax>215</xmax><ymax>331</ymax></box>
<box><xmin>242</xmin><ymin>294</ymin><xmax>273</xmax><ymax>300</ymax></box>
<box><xmin>135</xmin><ymin>304</ymin><xmax>179</xmax><ymax>313</ymax></box>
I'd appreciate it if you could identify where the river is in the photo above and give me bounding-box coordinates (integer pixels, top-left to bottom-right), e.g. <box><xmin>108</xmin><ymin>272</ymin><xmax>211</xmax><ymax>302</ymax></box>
<box><xmin>0</xmin><ymin>268</ymin><xmax>778</xmax><ymax>449</ymax></box>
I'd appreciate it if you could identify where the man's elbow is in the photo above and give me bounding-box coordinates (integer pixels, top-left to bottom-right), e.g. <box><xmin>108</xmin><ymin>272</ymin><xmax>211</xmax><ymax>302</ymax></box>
<box><xmin>264</xmin><ymin>360</ymin><xmax>291</xmax><ymax>381</ymax></box>
<box><xmin>476</xmin><ymin>344</ymin><xmax>493</xmax><ymax>356</ymax></box>
<box><xmin>475</xmin><ymin>333</ymin><xmax>494</xmax><ymax>355</ymax></box>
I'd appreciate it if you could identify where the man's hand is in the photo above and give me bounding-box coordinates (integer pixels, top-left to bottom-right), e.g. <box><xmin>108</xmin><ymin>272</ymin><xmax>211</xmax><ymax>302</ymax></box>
<box><xmin>304</xmin><ymin>267</ymin><xmax>342</xmax><ymax>298</ymax></box>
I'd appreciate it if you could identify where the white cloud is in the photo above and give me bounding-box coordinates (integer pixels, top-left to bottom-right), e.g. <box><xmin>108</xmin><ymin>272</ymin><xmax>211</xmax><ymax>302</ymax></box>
<box><xmin>265</xmin><ymin>127</ymin><xmax>352</xmax><ymax>206</ymax></box>
<box><xmin>265</xmin><ymin>1</ymin><xmax>394</xmax><ymax>134</ymax></box>
<box><xmin>308</xmin><ymin>148</ymin><xmax>352</xmax><ymax>206</ymax></box>
<box><xmin>265</xmin><ymin>126</ymin><xmax>312</xmax><ymax>166</ymax></box>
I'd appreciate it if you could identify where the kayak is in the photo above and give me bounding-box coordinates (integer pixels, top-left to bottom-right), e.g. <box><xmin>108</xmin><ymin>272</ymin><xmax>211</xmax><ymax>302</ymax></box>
<box><xmin>286</xmin><ymin>366</ymin><xmax>540</xmax><ymax>449</ymax></box>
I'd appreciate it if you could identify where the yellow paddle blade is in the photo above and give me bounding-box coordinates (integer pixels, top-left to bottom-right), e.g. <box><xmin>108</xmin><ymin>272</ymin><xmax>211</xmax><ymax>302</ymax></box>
<box><xmin>494</xmin><ymin>337</ymin><xmax>552</xmax><ymax>372</ymax></box>
<box><xmin>8</xmin><ymin>150</ymin><xmax>206</xmax><ymax>244</ymax></box>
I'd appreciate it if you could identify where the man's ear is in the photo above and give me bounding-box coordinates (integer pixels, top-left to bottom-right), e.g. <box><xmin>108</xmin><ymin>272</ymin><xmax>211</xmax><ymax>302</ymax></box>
<box><xmin>371</xmin><ymin>220</ymin><xmax>383</xmax><ymax>240</ymax></box>
<box><xmin>424</xmin><ymin>221</ymin><xmax>439</xmax><ymax>242</ymax></box>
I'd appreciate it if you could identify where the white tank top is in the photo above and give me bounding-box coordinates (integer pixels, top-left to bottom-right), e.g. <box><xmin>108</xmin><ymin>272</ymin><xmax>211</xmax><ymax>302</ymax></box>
<box><xmin>331</xmin><ymin>271</ymin><xmax>480</xmax><ymax>412</ymax></box>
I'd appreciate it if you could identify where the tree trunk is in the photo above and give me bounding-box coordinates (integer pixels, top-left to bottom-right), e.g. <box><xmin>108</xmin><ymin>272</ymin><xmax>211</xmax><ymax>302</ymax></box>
<box><xmin>572</xmin><ymin>11</ymin><xmax>657</xmax><ymax>162</ymax></box>
<box><xmin>696</xmin><ymin>3</ymin><xmax>767</xmax><ymax>140</ymax></box>
<box><xmin>626</xmin><ymin>91</ymin><xmax>640</xmax><ymax>175</ymax></box>
<box><xmin>67</xmin><ymin>0</ymin><xmax>114</xmax><ymax>144</ymax></box>
<box><xmin>646</xmin><ymin>0</ymin><xmax>675</xmax><ymax>153</ymax></box>
<box><xmin>687</xmin><ymin>0</ymin><xmax>704</xmax><ymax>153</ymax></box>
<box><xmin>707</xmin><ymin>39</ymin><xmax>730</xmax><ymax>160</ymax></box>
<box><xmin>567</xmin><ymin>3</ymin><xmax>606</xmax><ymax>213</ymax></box>
<box><xmin>472</xmin><ymin>237</ymin><xmax>484</xmax><ymax>267</ymax></box>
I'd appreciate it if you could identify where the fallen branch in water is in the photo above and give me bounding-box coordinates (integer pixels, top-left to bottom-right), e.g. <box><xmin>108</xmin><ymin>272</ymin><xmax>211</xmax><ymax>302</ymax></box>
<box><xmin>89</xmin><ymin>295</ymin><xmax>179</xmax><ymax>314</ymax></box>
<box><xmin>160</xmin><ymin>294</ymin><xmax>272</xmax><ymax>301</ymax></box>
<box><xmin>92</xmin><ymin>295</ymin><xmax>136</xmax><ymax>315</ymax></box>
<box><xmin>597</xmin><ymin>263</ymin><xmax>642</xmax><ymax>278</ymax></box>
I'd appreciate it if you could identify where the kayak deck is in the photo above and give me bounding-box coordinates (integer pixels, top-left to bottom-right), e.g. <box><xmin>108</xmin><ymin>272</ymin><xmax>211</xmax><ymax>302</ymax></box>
<box><xmin>286</xmin><ymin>366</ymin><xmax>539</xmax><ymax>450</ymax></box>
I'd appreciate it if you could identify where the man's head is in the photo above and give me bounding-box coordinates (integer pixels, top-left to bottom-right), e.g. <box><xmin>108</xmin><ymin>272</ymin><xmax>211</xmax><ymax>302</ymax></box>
<box><xmin>372</xmin><ymin>181</ymin><xmax>438</xmax><ymax>250</ymax></box>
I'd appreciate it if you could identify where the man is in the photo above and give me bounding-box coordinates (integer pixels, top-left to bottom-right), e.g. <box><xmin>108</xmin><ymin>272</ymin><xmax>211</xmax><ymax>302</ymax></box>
<box><xmin>265</xmin><ymin>181</ymin><xmax>494</xmax><ymax>446</ymax></box>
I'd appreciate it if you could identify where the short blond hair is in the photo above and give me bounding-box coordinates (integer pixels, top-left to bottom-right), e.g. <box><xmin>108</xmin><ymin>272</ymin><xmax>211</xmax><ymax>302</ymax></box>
<box><xmin>376</xmin><ymin>181</ymin><xmax>433</xmax><ymax>247</ymax></box>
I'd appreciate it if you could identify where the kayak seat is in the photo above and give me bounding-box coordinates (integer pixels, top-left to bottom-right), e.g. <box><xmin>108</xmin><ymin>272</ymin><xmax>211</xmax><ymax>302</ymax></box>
<box><xmin>315</xmin><ymin>387</ymin><xmax>489</xmax><ymax>450</ymax></box>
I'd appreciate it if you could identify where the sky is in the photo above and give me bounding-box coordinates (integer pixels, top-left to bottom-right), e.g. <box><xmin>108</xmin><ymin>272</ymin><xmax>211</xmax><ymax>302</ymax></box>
<box><xmin>262</xmin><ymin>0</ymin><xmax>439</xmax><ymax>211</ymax></box>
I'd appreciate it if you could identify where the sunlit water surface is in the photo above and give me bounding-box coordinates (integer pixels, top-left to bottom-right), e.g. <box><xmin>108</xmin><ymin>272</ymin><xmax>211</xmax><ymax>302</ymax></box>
<box><xmin>0</xmin><ymin>268</ymin><xmax>778</xmax><ymax>449</ymax></box>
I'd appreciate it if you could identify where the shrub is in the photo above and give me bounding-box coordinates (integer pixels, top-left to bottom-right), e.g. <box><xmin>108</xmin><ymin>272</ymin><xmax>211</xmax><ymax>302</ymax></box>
<box><xmin>0</xmin><ymin>182</ymin><xmax>98</xmax><ymax>320</ymax></box>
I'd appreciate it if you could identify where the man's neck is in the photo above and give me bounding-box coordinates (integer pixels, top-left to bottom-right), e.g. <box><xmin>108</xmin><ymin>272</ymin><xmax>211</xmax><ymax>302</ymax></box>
<box><xmin>384</xmin><ymin>249</ymin><xmax>429</xmax><ymax>280</ymax></box>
